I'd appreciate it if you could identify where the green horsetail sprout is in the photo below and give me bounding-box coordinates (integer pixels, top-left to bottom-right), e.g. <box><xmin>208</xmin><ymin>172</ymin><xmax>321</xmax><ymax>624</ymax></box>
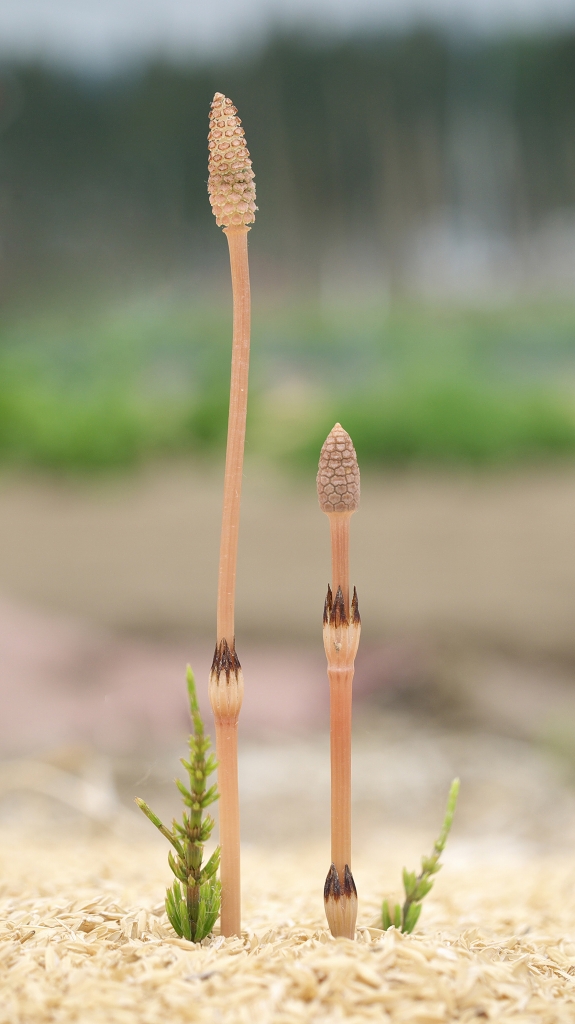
<box><xmin>382</xmin><ymin>778</ymin><xmax>460</xmax><ymax>934</ymax></box>
<box><xmin>136</xmin><ymin>667</ymin><xmax>221</xmax><ymax>942</ymax></box>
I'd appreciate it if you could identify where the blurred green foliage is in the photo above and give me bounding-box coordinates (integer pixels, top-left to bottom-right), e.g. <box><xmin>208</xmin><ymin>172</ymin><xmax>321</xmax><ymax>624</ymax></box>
<box><xmin>299</xmin><ymin>384</ymin><xmax>575</xmax><ymax>468</ymax></box>
<box><xmin>0</xmin><ymin>385</ymin><xmax>164</xmax><ymax>470</ymax></box>
<box><xmin>1</xmin><ymin>298</ymin><xmax>575</xmax><ymax>472</ymax></box>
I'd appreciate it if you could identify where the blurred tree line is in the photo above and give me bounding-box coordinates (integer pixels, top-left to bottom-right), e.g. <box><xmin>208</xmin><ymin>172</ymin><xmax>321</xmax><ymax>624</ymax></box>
<box><xmin>0</xmin><ymin>29</ymin><xmax>574</xmax><ymax>305</ymax></box>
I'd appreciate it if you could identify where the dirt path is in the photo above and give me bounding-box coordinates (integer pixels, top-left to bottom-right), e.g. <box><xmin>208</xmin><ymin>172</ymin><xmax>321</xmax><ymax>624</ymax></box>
<box><xmin>1</xmin><ymin>463</ymin><xmax>575</xmax><ymax>656</ymax></box>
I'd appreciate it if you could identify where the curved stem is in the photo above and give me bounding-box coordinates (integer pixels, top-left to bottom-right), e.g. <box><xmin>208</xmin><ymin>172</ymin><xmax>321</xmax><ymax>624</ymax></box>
<box><xmin>213</xmin><ymin>224</ymin><xmax>250</xmax><ymax>938</ymax></box>
<box><xmin>217</xmin><ymin>225</ymin><xmax>251</xmax><ymax>644</ymax></box>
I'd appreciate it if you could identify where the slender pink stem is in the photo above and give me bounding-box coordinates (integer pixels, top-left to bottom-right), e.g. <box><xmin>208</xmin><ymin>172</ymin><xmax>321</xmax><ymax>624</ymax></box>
<box><xmin>330</xmin><ymin>511</ymin><xmax>352</xmax><ymax>615</ymax></box>
<box><xmin>215</xmin><ymin>718</ymin><xmax>241</xmax><ymax>936</ymax></box>
<box><xmin>329</xmin><ymin>666</ymin><xmax>353</xmax><ymax>876</ymax></box>
<box><xmin>217</xmin><ymin>225</ymin><xmax>251</xmax><ymax>644</ymax></box>
<box><xmin>213</xmin><ymin>223</ymin><xmax>250</xmax><ymax>938</ymax></box>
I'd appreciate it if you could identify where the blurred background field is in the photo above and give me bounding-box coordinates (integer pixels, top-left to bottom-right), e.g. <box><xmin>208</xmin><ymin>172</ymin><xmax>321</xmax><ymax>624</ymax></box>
<box><xmin>3</xmin><ymin>26</ymin><xmax>575</xmax><ymax>470</ymax></box>
<box><xmin>2</xmin><ymin>1</ymin><xmax>575</xmax><ymax>862</ymax></box>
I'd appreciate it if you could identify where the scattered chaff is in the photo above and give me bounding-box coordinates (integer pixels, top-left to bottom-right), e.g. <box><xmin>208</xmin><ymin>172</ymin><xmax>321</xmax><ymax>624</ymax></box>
<box><xmin>1</xmin><ymin>832</ymin><xmax>575</xmax><ymax>1023</ymax></box>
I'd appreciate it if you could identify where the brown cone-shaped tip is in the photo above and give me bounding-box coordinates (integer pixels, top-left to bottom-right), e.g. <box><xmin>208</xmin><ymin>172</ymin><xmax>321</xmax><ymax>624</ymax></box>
<box><xmin>324</xmin><ymin>863</ymin><xmax>358</xmax><ymax>939</ymax></box>
<box><xmin>208</xmin><ymin>93</ymin><xmax>257</xmax><ymax>229</ymax></box>
<box><xmin>317</xmin><ymin>423</ymin><xmax>360</xmax><ymax>514</ymax></box>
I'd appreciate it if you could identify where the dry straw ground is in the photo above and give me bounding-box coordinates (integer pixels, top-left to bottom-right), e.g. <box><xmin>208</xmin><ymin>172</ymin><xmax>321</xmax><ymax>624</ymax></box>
<box><xmin>1</xmin><ymin>832</ymin><xmax>575</xmax><ymax>1023</ymax></box>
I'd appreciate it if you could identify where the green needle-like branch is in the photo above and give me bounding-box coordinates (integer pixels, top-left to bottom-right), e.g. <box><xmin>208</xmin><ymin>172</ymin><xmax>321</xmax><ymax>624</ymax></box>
<box><xmin>382</xmin><ymin>778</ymin><xmax>460</xmax><ymax>934</ymax></box>
<box><xmin>136</xmin><ymin>666</ymin><xmax>221</xmax><ymax>941</ymax></box>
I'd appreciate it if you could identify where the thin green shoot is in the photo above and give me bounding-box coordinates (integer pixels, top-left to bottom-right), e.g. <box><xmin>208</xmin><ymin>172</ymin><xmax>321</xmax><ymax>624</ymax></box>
<box><xmin>136</xmin><ymin>666</ymin><xmax>221</xmax><ymax>941</ymax></box>
<box><xmin>382</xmin><ymin>778</ymin><xmax>460</xmax><ymax>934</ymax></box>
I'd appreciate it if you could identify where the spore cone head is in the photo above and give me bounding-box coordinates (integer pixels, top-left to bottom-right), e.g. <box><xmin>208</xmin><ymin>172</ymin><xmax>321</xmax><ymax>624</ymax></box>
<box><xmin>317</xmin><ymin>423</ymin><xmax>360</xmax><ymax>514</ymax></box>
<box><xmin>208</xmin><ymin>93</ymin><xmax>257</xmax><ymax>229</ymax></box>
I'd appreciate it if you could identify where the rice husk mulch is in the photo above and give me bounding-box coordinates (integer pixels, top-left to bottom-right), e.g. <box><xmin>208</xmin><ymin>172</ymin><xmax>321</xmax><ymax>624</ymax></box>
<box><xmin>1</xmin><ymin>832</ymin><xmax>575</xmax><ymax>1023</ymax></box>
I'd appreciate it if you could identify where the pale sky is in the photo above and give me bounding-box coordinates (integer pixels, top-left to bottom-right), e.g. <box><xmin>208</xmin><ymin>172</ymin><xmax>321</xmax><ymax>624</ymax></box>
<box><xmin>0</xmin><ymin>0</ymin><xmax>573</xmax><ymax>70</ymax></box>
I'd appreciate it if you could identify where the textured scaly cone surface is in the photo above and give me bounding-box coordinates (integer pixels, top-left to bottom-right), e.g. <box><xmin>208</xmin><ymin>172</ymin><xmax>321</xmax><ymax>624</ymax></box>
<box><xmin>208</xmin><ymin>93</ymin><xmax>257</xmax><ymax>229</ymax></box>
<box><xmin>317</xmin><ymin>423</ymin><xmax>360</xmax><ymax>514</ymax></box>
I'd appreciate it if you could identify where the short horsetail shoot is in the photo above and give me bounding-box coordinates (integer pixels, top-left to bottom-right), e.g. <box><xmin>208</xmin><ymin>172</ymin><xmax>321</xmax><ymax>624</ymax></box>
<box><xmin>317</xmin><ymin>423</ymin><xmax>361</xmax><ymax>939</ymax></box>
<box><xmin>136</xmin><ymin>668</ymin><xmax>221</xmax><ymax>942</ymax></box>
<box><xmin>382</xmin><ymin>778</ymin><xmax>460</xmax><ymax>933</ymax></box>
<box><xmin>207</xmin><ymin>92</ymin><xmax>256</xmax><ymax>937</ymax></box>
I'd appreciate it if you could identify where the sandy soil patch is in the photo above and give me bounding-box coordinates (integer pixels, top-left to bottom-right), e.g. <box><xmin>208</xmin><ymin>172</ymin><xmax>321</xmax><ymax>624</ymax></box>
<box><xmin>1</xmin><ymin>834</ymin><xmax>575</xmax><ymax>1022</ymax></box>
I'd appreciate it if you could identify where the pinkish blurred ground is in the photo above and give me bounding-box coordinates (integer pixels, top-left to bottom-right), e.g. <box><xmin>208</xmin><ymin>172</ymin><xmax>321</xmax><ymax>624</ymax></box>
<box><xmin>4</xmin><ymin>464</ymin><xmax>575</xmax><ymax>758</ymax></box>
<box><xmin>1</xmin><ymin>595</ymin><xmax>411</xmax><ymax>754</ymax></box>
